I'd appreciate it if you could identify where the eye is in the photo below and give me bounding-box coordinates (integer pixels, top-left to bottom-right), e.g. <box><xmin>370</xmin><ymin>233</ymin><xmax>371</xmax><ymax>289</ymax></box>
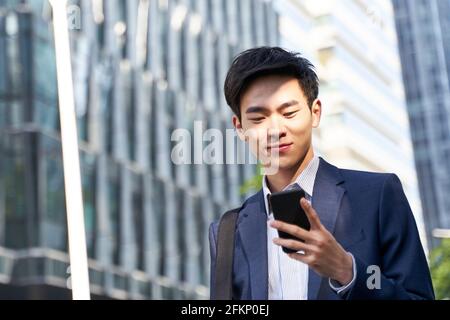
<box><xmin>249</xmin><ymin>117</ymin><xmax>265</xmax><ymax>123</ymax></box>
<box><xmin>283</xmin><ymin>111</ymin><xmax>298</xmax><ymax>118</ymax></box>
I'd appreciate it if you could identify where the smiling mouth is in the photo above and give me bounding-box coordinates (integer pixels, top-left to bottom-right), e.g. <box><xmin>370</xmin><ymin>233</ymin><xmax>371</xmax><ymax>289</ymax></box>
<box><xmin>266</xmin><ymin>143</ymin><xmax>293</xmax><ymax>151</ymax></box>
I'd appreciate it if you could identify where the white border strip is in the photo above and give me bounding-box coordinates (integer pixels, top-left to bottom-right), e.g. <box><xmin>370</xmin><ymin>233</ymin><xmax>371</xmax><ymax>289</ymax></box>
<box><xmin>49</xmin><ymin>0</ymin><xmax>90</xmax><ymax>300</ymax></box>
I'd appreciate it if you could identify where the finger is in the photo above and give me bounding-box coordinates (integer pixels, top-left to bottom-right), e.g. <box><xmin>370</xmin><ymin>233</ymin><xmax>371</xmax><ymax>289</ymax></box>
<box><xmin>273</xmin><ymin>237</ymin><xmax>315</xmax><ymax>253</ymax></box>
<box><xmin>270</xmin><ymin>220</ymin><xmax>313</xmax><ymax>242</ymax></box>
<box><xmin>300</xmin><ymin>198</ymin><xmax>322</xmax><ymax>230</ymax></box>
<box><xmin>288</xmin><ymin>252</ymin><xmax>314</xmax><ymax>265</ymax></box>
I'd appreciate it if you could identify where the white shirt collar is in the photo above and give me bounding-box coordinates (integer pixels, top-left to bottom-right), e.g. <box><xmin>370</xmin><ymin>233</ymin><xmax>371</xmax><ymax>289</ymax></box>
<box><xmin>262</xmin><ymin>154</ymin><xmax>321</xmax><ymax>216</ymax></box>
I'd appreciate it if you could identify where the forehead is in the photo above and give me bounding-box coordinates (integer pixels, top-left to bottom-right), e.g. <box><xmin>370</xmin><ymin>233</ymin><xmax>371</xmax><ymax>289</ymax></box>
<box><xmin>240</xmin><ymin>75</ymin><xmax>307</xmax><ymax>108</ymax></box>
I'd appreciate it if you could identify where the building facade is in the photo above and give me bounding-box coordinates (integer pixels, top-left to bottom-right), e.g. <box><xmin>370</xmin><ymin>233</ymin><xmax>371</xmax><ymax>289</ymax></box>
<box><xmin>392</xmin><ymin>0</ymin><xmax>450</xmax><ymax>249</ymax></box>
<box><xmin>0</xmin><ymin>0</ymin><xmax>278</xmax><ymax>299</ymax></box>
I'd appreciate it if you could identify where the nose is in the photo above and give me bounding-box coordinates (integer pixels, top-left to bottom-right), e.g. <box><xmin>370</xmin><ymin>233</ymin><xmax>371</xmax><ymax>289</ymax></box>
<box><xmin>267</xmin><ymin>116</ymin><xmax>287</xmax><ymax>144</ymax></box>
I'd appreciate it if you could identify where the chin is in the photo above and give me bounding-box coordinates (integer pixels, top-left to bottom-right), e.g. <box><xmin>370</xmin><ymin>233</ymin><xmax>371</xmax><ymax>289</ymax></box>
<box><xmin>272</xmin><ymin>158</ymin><xmax>298</xmax><ymax>171</ymax></box>
<box><xmin>259</xmin><ymin>151</ymin><xmax>304</xmax><ymax>171</ymax></box>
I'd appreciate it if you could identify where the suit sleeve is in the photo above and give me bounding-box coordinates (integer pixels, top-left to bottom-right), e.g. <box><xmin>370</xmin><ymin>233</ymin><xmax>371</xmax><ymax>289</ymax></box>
<box><xmin>209</xmin><ymin>222</ymin><xmax>218</xmax><ymax>300</ymax></box>
<box><xmin>345</xmin><ymin>174</ymin><xmax>435</xmax><ymax>300</ymax></box>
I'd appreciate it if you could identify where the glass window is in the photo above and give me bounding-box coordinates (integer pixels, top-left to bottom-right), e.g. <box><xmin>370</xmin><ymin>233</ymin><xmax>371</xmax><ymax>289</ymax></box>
<box><xmin>89</xmin><ymin>267</ymin><xmax>104</xmax><ymax>288</ymax></box>
<box><xmin>134</xmin><ymin>277</ymin><xmax>150</xmax><ymax>298</ymax></box>
<box><xmin>117</xmin><ymin>0</ymin><xmax>129</xmax><ymax>59</ymax></box>
<box><xmin>153</xmin><ymin>176</ymin><xmax>166</xmax><ymax>276</ymax></box>
<box><xmin>0</xmin><ymin>17</ymin><xmax>8</xmax><ymax>127</ymax></box>
<box><xmin>1</xmin><ymin>133</ymin><xmax>29</xmax><ymax>249</ymax></box>
<box><xmin>14</xmin><ymin>257</ymin><xmax>45</xmax><ymax>279</ymax></box>
<box><xmin>175</xmin><ymin>187</ymin><xmax>186</xmax><ymax>281</ymax></box>
<box><xmin>48</xmin><ymin>258</ymin><xmax>69</xmax><ymax>279</ymax></box>
<box><xmin>99</xmin><ymin>63</ymin><xmax>115</xmax><ymax>156</ymax></box>
<box><xmin>107</xmin><ymin>159</ymin><xmax>121</xmax><ymax>266</ymax></box>
<box><xmin>161</xmin><ymin>283</ymin><xmax>176</xmax><ymax>299</ymax></box>
<box><xmin>167</xmin><ymin>92</ymin><xmax>177</xmax><ymax>180</ymax></box>
<box><xmin>150</xmin><ymin>81</ymin><xmax>158</xmax><ymax>172</ymax></box>
<box><xmin>197</xmin><ymin>32</ymin><xmax>204</xmax><ymax>102</ymax></box>
<box><xmin>193</xmin><ymin>195</ymin><xmax>206</xmax><ymax>284</ymax></box>
<box><xmin>160</xmin><ymin>5</ymin><xmax>169</xmax><ymax>81</ymax></box>
<box><xmin>124</xmin><ymin>68</ymin><xmax>136</xmax><ymax>162</ymax></box>
<box><xmin>206</xmin><ymin>0</ymin><xmax>213</xmax><ymax>26</ymax></box>
<box><xmin>184</xmin><ymin>191</ymin><xmax>201</xmax><ymax>284</ymax></box>
<box><xmin>113</xmin><ymin>272</ymin><xmax>128</xmax><ymax>291</ymax></box>
<box><xmin>80</xmin><ymin>151</ymin><xmax>97</xmax><ymax>258</ymax></box>
<box><xmin>41</xmin><ymin>134</ymin><xmax>67</xmax><ymax>251</ymax></box>
<box><xmin>0</xmin><ymin>11</ymin><xmax>35</xmax><ymax>126</ymax></box>
<box><xmin>180</xmin><ymin>26</ymin><xmax>187</xmax><ymax>92</ymax></box>
<box><xmin>95</xmin><ymin>10</ymin><xmax>105</xmax><ymax>49</ymax></box>
<box><xmin>213</xmin><ymin>36</ymin><xmax>221</xmax><ymax>110</ymax></box>
<box><xmin>73</xmin><ymin>37</ymin><xmax>92</xmax><ymax>143</ymax></box>
<box><xmin>131</xmin><ymin>171</ymin><xmax>144</xmax><ymax>271</ymax></box>
<box><xmin>154</xmin><ymin>83</ymin><xmax>172</xmax><ymax>179</ymax></box>
<box><xmin>34</xmin><ymin>24</ymin><xmax>58</xmax><ymax>130</ymax></box>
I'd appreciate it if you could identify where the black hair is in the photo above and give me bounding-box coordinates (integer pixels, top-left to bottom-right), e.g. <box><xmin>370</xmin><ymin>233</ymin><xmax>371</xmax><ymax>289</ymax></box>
<box><xmin>224</xmin><ymin>46</ymin><xmax>319</xmax><ymax>120</ymax></box>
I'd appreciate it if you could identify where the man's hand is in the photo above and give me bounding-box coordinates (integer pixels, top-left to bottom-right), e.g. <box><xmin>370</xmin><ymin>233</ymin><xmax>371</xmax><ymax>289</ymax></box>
<box><xmin>270</xmin><ymin>198</ymin><xmax>353</xmax><ymax>286</ymax></box>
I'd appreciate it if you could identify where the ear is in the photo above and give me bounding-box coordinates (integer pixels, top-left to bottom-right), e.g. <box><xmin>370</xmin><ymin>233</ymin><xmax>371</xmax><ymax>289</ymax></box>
<box><xmin>311</xmin><ymin>99</ymin><xmax>322</xmax><ymax>128</ymax></box>
<box><xmin>232</xmin><ymin>115</ymin><xmax>247</xmax><ymax>141</ymax></box>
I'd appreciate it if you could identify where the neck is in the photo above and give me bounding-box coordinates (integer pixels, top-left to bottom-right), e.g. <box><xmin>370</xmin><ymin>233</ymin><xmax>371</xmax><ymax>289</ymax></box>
<box><xmin>266</xmin><ymin>147</ymin><xmax>315</xmax><ymax>193</ymax></box>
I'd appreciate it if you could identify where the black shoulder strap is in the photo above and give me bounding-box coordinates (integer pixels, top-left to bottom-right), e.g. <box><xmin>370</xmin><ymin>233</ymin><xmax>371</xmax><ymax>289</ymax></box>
<box><xmin>213</xmin><ymin>208</ymin><xmax>239</xmax><ymax>300</ymax></box>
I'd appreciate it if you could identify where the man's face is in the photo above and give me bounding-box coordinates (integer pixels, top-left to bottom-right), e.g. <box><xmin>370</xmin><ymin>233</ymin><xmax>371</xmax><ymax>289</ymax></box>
<box><xmin>233</xmin><ymin>75</ymin><xmax>321</xmax><ymax>172</ymax></box>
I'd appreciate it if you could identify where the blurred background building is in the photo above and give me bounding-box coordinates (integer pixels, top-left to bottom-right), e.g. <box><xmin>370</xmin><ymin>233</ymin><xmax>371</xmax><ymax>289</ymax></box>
<box><xmin>0</xmin><ymin>0</ymin><xmax>446</xmax><ymax>300</ymax></box>
<box><xmin>0</xmin><ymin>0</ymin><xmax>277</xmax><ymax>299</ymax></box>
<box><xmin>275</xmin><ymin>0</ymin><xmax>428</xmax><ymax>251</ymax></box>
<box><xmin>392</xmin><ymin>0</ymin><xmax>450</xmax><ymax>250</ymax></box>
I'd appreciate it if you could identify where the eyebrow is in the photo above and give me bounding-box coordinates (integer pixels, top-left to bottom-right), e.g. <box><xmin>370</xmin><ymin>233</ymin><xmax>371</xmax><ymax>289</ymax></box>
<box><xmin>245</xmin><ymin>100</ymin><xmax>300</xmax><ymax>114</ymax></box>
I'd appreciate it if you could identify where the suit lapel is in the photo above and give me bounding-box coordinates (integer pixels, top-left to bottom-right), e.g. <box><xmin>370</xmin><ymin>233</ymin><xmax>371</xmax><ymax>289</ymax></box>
<box><xmin>236</xmin><ymin>158</ymin><xmax>346</xmax><ymax>300</ymax></box>
<box><xmin>237</xmin><ymin>190</ymin><xmax>268</xmax><ymax>300</ymax></box>
<box><xmin>308</xmin><ymin>157</ymin><xmax>346</xmax><ymax>300</ymax></box>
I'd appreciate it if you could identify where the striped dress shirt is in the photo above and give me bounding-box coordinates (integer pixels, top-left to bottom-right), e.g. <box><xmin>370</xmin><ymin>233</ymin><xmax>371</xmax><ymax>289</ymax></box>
<box><xmin>263</xmin><ymin>154</ymin><xmax>356</xmax><ymax>299</ymax></box>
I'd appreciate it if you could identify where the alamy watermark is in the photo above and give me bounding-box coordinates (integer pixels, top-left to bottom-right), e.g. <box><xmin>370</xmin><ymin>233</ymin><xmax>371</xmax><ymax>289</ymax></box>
<box><xmin>171</xmin><ymin>121</ymin><xmax>282</xmax><ymax>175</ymax></box>
<box><xmin>367</xmin><ymin>265</ymin><xmax>381</xmax><ymax>290</ymax></box>
<box><xmin>67</xmin><ymin>4</ymin><xmax>81</xmax><ymax>30</ymax></box>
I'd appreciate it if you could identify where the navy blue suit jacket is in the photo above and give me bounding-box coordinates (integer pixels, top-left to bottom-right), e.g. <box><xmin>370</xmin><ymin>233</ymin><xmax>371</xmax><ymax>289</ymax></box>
<box><xmin>209</xmin><ymin>157</ymin><xmax>434</xmax><ymax>300</ymax></box>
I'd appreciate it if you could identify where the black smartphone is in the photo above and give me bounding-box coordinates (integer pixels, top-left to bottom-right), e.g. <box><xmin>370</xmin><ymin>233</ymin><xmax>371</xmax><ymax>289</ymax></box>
<box><xmin>268</xmin><ymin>188</ymin><xmax>310</xmax><ymax>254</ymax></box>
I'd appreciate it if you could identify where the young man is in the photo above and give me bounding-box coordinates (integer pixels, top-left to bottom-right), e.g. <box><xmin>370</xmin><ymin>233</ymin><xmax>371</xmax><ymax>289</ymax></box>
<box><xmin>209</xmin><ymin>47</ymin><xmax>434</xmax><ymax>300</ymax></box>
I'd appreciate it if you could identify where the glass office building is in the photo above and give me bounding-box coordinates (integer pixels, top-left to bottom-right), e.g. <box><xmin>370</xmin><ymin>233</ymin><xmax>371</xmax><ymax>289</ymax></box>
<box><xmin>0</xmin><ymin>0</ymin><xmax>278</xmax><ymax>299</ymax></box>
<box><xmin>392</xmin><ymin>0</ymin><xmax>450</xmax><ymax>249</ymax></box>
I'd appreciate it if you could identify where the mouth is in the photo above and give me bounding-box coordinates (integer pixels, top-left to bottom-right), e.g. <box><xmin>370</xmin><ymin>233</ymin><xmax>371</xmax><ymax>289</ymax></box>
<box><xmin>266</xmin><ymin>142</ymin><xmax>293</xmax><ymax>153</ymax></box>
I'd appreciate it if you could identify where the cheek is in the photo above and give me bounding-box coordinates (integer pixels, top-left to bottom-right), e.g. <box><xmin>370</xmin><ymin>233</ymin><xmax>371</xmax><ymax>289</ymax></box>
<box><xmin>286</xmin><ymin>117</ymin><xmax>311</xmax><ymax>137</ymax></box>
<box><xmin>243</xmin><ymin>126</ymin><xmax>269</xmax><ymax>154</ymax></box>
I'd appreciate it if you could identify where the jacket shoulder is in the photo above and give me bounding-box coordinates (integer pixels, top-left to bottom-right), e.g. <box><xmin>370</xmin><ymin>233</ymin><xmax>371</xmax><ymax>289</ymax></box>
<box><xmin>210</xmin><ymin>190</ymin><xmax>261</xmax><ymax>229</ymax></box>
<box><xmin>339</xmin><ymin>167</ymin><xmax>398</xmax><ymax>188</ymax></box>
